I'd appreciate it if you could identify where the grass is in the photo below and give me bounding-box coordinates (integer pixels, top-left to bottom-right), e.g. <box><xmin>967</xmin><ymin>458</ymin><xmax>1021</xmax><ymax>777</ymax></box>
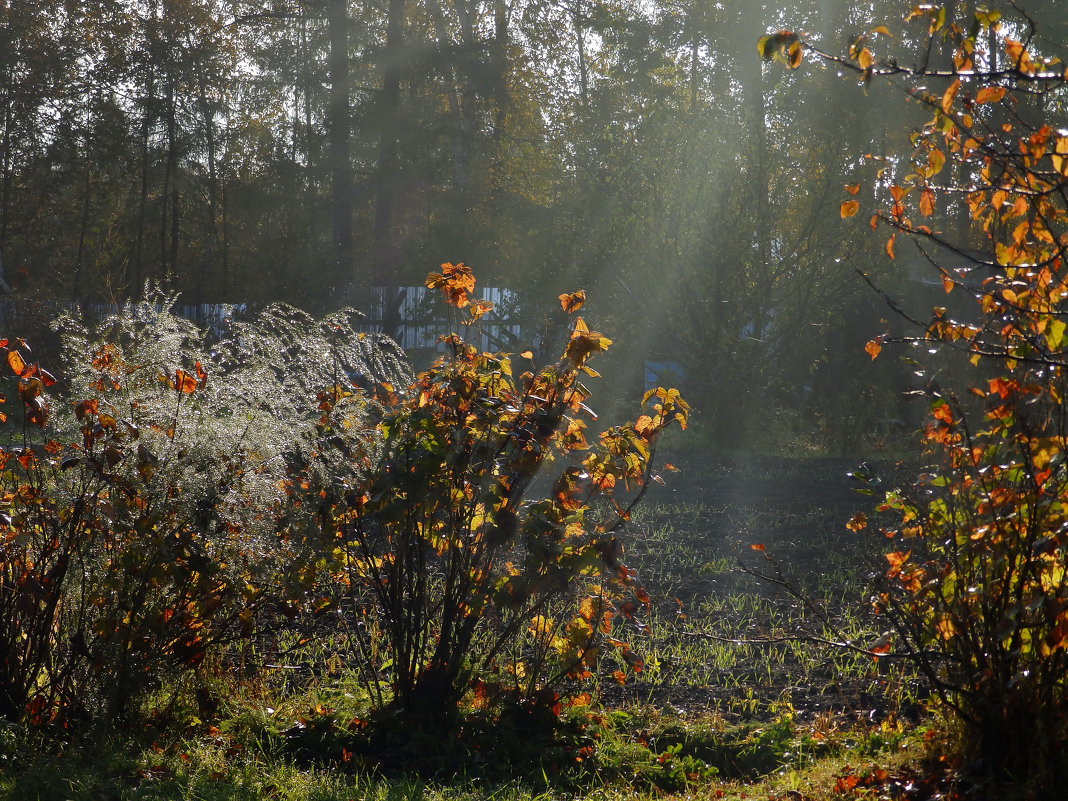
<box><xmin>0</xmin><ymin>706</ymin><xmax>931</xmax><ymax>800</ymax></box>
<box><xmin>0</xmin><ymin>458</ymin><xmax>947</xmax><ymax>801</ymax></box>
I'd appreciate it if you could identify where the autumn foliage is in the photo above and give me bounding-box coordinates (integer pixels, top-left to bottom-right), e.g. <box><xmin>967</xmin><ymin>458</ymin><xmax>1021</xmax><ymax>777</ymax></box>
<box><xmin>771</xmin><ymin>4</ymin><xmax>1068</xmax><ymax>786</ymax></box>
<box><xmin>324</xmin><ymin>264</ymin><xmax>687</xmax><ymax>726</ymax></box>
<box><xmin>0</xmin><ymin>336</ymin><xmax>251</xmax><ymax>724</ymax></box>
<box><xmin>0</xmin><ymin>270</ymin><xmax>685</xmax><ymax>737</ymax></box>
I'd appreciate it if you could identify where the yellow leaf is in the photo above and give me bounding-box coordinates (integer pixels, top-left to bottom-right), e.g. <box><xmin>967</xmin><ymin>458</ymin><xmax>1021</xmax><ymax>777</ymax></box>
<box><xmin>786</xmin><ymin>39</ymin><xmax>802</xmax><ymax>68</ymax></box>
<box><xmin>578</xmin><ymin>596</ymin><xmax>596</xmax><ymax>621</ymax></box>
<box><xmin>928</xmin><ymin>148</ymin><xmax>946</xmax><ymax>176</ymax></box>
<box><xmin>756</xmin><ymin>34</ymin><xmax>774</xmax><ymax>60</ymax></box>
<box><xmin>1046</xmin><ymin>318</ymin><xmax>1067</xmax><ymax>351</ymax></box>
<box><xmin>935</xmin><ymin>616</ymin><xmax>958</xmax><ymax>640</ymax></box>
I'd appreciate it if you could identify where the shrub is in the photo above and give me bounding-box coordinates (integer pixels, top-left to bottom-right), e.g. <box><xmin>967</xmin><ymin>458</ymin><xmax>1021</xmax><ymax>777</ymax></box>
<box><xmin>764</xmin><ymin>5</ymin><xmax>1068</xmax><ymax>786</ymax></box>
<box><xmin>326</xmin><ymin>264</ymin><xmax>689</xmax><ymax>729</ymax></box>
<box><xmin>872</xmin><ymin>385</ymin><xmax>1068</xmax><ymax>781</ymax></box>
<box><xmin>0</xmin><ymin>292</ymin><xmax>410</xmax><ymax>724</ymax></box>
<box><xmin>762</xmin><ymin>6</ymin><xmax>1068</xmax><ymax>787</ymax></box>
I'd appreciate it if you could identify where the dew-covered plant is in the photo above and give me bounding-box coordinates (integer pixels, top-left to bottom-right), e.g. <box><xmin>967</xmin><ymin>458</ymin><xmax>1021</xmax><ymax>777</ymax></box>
<box><xmin>0</xmin><ymin>290</ymin><xmax>410</xmax><ymax>724</ymax></box>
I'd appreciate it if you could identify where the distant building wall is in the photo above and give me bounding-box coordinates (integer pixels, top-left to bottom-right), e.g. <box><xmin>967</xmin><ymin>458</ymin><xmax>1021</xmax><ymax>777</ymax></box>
<box><xmin>0</xmin><ymin>286</ymin><xmax>523</xmax><ymax>353</ymax></box>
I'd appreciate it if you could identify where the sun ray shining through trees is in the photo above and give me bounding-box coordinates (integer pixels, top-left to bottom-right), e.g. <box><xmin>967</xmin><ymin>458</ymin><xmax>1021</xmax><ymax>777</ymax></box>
<box><xmin>0</xmin><ymin>0</ymin><xmax>919</xmax><ymax>449</ymax></box>
<box><xmin>1</xmin><ymin>1</ymin><xmax>1067</xmax><ymax>799</ymax></box>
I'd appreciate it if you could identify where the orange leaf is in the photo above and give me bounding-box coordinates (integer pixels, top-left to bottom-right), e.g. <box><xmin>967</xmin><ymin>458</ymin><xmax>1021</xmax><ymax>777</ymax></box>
<box><xmin>175</xmin><ymin>369</ymin><xmax>197</xmax><ymax>394</ymax></box>
<box><xmin>7</xmin><ymin>350</ymin><xmax>26</xmax><ymax>377</ymax></box>
<box><xmin>840</xmin><ymin>200</ymin><xmax>860</xmax><ymax>218</ymax></box>
<box><xmin>864</xmin><ymin>338</ymin><xmax>883</xmax><ymax>360</ymax></box>
<box><xmin>941</xmin><ymin>78</ymin><xmax>961</xmax><ymax>114</ymax></box>
<box><xmin>74</xmin><ymin>399</ymin><xmax>98</xmax><ymax>420</ymax></box>
<box><xmin>919</xmin><ymin>188</ymin><xmax>935</xmax><ymax>217</ymax></box>
<box><xmin>886</xmin><ymin>234</ymin><xmax>896</xmax><ymax>259</ymax></box>
<box><xmin>975</xmin><ymin>86</ymin><xmax>1006</xmax><ymax>104</ymax></box>
<box><xmin>885</xmin><ymin>550</ymin><xmax>911</xmax><ymax>571</ymax></box>
<box><xmin>559</xmin><ymin>290</ymin><xmax>587</xmax><ymax>313</ymax></box>
<box><xmin>846</xmin><ymin>512</ymin><xmax>867</xmax><ymax>532</ymax></box>
<box><xmin>845</xmin><ymin>183</ymin><xmax>860</xmax><ymax>195</ymax></box>
<box><xmin>634</xmin><ymin>414</ymin><xmax>657</xmax><ymax>437</ymax></box>
<box><xmin>750</xmin><ymin>543</ymin><xmax>765</xmax><ymax>552</ymax></box>
<box><xmin>931</xmin><ymin>401</ymin><xmax>953</xmax><ymax>424</ymax></box>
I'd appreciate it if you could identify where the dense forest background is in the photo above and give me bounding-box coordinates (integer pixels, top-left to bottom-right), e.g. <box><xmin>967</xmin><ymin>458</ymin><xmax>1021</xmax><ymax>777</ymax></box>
<box><xmin>1</xmin><ymin>0</ymin><xmax>1064</xmax><ymax>446</ymax></box>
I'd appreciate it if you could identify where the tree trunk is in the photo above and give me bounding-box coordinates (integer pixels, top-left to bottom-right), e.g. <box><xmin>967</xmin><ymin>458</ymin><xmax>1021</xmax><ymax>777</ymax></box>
<box><xmin>159</xmin><ymin>78</ymin><xmax>177</xmax><ymax>285</ymax></box>
<box><xmin>72</xmin><ymin>163</ymin><xmax>91</xmax><ymax>302</ymax></box>
<box><xmin>373</xmin><ymin>0</ymin><xmax>406</xmax><ymax>336</ymax></box>
<box><xmin>572</xmin><ymin>0</ymin><xmax>589</xmax><ymax>110</ymax></box>
<box><xmin>131</xmin><ymin>67</ymin><xmax>154</xmax><ymax>297</ymax></box>
<box><xmin>426</xmin><ymin>0</ymin><xmax>466</xmax><ymax>188</ymax></box>
<box><xmin>0</xmin><ymin>61</ymin><xmax>12</xmax><ymax>288</ymax></box>
<box><xmin>194</xmin><ymin>56</ymin><xmax>222</xmax><ymax>306</ymax></box>
<box><xmin>327</xmin><ymin>0</ymin><xmax>355</xmax><ymax>282</ymax></box>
